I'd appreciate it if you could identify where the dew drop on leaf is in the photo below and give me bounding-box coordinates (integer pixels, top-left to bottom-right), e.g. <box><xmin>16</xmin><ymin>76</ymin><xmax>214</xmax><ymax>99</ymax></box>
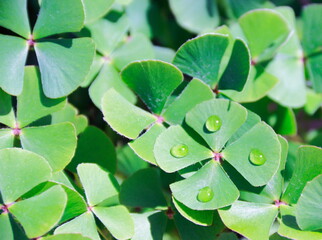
<box><xmin>170</xmin><ymin>144</ymin><xmax>189</xmax><ymax>158</ymax></box>
<box><xmin>197</xmin><ymin>186</ymin><xmax>214</xmax><ymax>203</ymax></box>
<box><xmin>249</xmin><ymin>149</ymin><xmax>266</xmax><ymax>165</ymax></box>
<box><xmin>205</xmin><ymin>115</ymin><xmax>222</xmax><ymax>132</ymax></box>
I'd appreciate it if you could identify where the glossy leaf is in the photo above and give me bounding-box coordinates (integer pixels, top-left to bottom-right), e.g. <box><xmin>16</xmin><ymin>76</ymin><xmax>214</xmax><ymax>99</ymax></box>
<box><xmin>89</xmin><ymin>62</ymin><xmax>136</xmax><ymax>108</ymax></box>
<box><xmin>278</xmin><ymin>205</ymin><xmax>322</xmax><ymax>240</ymax></box>
<box><xmin>169</xmin><ymin>0</ymin><xmax>219</xmax><ymax>34</ymax></box>
<box><xmin>82</xmin><ymin>0</ymin><xmax>114</xmax><ymax>24</ymax></box>
<box><xmin>121</xmin><ymin>60</ymin><xmax>182</xmax><ymax>114</ymax></box>
<box><xmin>219</xmin><ymin>201</ymin><xmax>278</xmax><ymax>240</ymax></box>
<box><xmin>223</xmin><ymin>122</ymin><xmax>281</xmax><ymax>186</ymax></box>
<box><xmin>129</xmin><ymin>123</ymin><xmax>165</xmax><ymax>165</ymax></box>
<box><xmin>162</xmin><ymin>79</ymin><xmax>214</xmax><ymax>125</ymax></box>
<box><xmin>0</xmin><ymin>0</ymin><xmax>30</xmax><ymax>38</ymax></box>
<box><xmin>93</xmin><ymin>206</ymin><xmax>135</xmax><ymax>240</ymax></box>
<box><xmin>173</xmin><ymin>33</ymin><xmax>229</xmax><ymax>88</ymax></box>
<box><xmin>0</xmin><ymin>129</ymin><xmax>14</xmax><ymax>149</ymax></box>
<box><xmin>9</xmin><ymin>185</ymin><xmax>67</xmax><ymax>238</ymax></box>
<box><xmin>102</xmin><ymin>89</ymin><xmax>156</xmax><ymax>139</ymax></box>
<box><xmin>172</xmin><ymin>197</ymin><xmax>214</xmax><ymax>226</ymax></box>
<box><xmin>55</xmin><ymin>212</ymin><xmax>100</xmax><ymax>240</ymax></box>
<box><xmin>186</xmin><ymin>99</ymin><xmax>247</xmax><ymax>152</ymax></box>
<box><xmin>77</xmin><ymin>163</ymin><xmax>119</xmax><ymax>206</ymax></box>
<box><xmin>111</xmin><ymin>33</ymin><xmax>155</xmax><ymax>71</ymax></box>
<box><xmin>35</xmin><ymin>38</ymin><xmax>95</xmax><ymax>98</ymax></box>
<box><xmin>239</xmin><ymin>9</ymin><xmax>290</xmax><ymax>61</ymax></box>
<box><xmin>20</xmin><ymin>123</ymin><xmax>77</xmax><ymax>172</ymax></box>
<box><xmin>170</xmin><ymin>161</ymin><xmax>239</xmax><ymax>210</ymax></box>
<box><xmin>154</xmin><ymin>125</ymin><xmax>213</xmax><ymax>173</ymax></box>
<box><xmin>131</xmin><ymin>211</ymin><xmax>167</xmax><ymax>240</ymax></box>
<box><xmin>0</xmin><ymin>148</ymin><xmax>52</xmax><ymax>204</ymax></box>
<box><xmin>0</xmin><ymin>34</ymin><xmax>28</xmax><ymax>96</ymax></box>
<box><xmin>282</xmin><ymin>146</ymin><xmax>322</xmax><ymax>204</ymax></box>
<box><xmin>17</xmin><ymin>66</ymin><xmax>66</xmax><ymax>128</ymax></box>
<box><xmin>33</xmin><ymin>0</ymin><xmax>85</xmax><ymax>39</ymax></box>
<box><xmin>296</xmin><ymin>175</ymin><xmax>322</xmax><ymax>231</ymax></box>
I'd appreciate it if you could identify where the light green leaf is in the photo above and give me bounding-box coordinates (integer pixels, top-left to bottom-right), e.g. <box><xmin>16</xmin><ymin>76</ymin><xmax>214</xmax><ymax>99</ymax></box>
<box><xmin>153</xmin><ymin>46</ymin><xmax>176</xmax><ymax>63</ymax></box>
<box><xmin>169</xmin><ymin>0</ymin><xmax>219</xmax><ymax>34</ymax></box>
<box><xmin>77</xmin><ymin>163</ymin><xmax>119</xmax><ymax>206</ymax></box>
<box><xmin>33</xmin><ymin>0</ymin><xmax>85</xmax><ymax>39</ymax></box>
<box><xmin>154</xmin><ymin>125</ymin><xmax>213</xmax><ymax>173</ymax></box>
<box><xmin>41</xmin><ymin>234</ymin><xmax>93</xmax><ymax>240</ymax></box>
<box><xmin>163</xmin><ymin>79</ymin><xmax>214</xmax><ymax>125</ymax></box>
<box><xmin>86</xmin><ymin>14</ymin><xmax>129</xmax><ymax>55</ymax></box>
<box><xmin>172</xmin><ymin>197</ymin><xmax>214</xmax><ymax>226</ymax></box>
<box><xmin>82</xmin><ymin>0</ymin><xmax>114</xmax><ymax>24</ymax></box>
<box><xmin>0</xmin><ymin>148</ymin><xmax>52</xmax><ymax>204</ymax></box>
<box><xmin>223</xmin><ymin>122</ymin><xmax>281</xmax><ymax>186</ymax></box>
<box><xmin>239</xmin><ymin>9</ymin><xmax>290</xmax><ymax>61</ymax></box>
<box><xmin>20</xmin><ymin>123</ymin><xmax>77</xmax><ymax>172</ymax></box>
<box><xmin>304</xmin><ymin>89</ymin><xmax>322</xmax><ymax>115</ymax></box>
<box><xmin>17</xmin><ymin>66</ymin><xmax>66</xmax><ymax>128</ymax></box>
<box><xmin>0</xmin><ymin>34</ymin><xmax>28</xmax><ymax>96</ymax></box>
<box><xmin>120</xmin><ymin>168</ymin><xmax>167</xmax><ymax>208</ymax></box>
<box><xmin>278</xmin><ymin>205</ymin><xmax>322</xmax><ymax>240</ymax></box>
<box><xmin>282</xmin><ymin>146</ymin><xmax>322</xmax><ymax>204</ymax></box>
<box><xmin>218</xmin><ymin>201</ymin><xmax>278</xmax><ymax>240</ymax></box>
<box><xmin>35</xmin><ymin>38</ymin><xmax>95</xmax><ymax>98</ymax></box>
<box><xmin>93</xmin><ymin>206</ymin><xmax>135</xmax><ymax>240</ymax></box>
<box><xmin>9</xmin><ymin>185</ymin><xmax>67</xmax><ymax>238</ymax></box>
<box><xmin>126</xmin><ymin>0</ymin><xmax>152</xmax><ymax>37</ymax></box>
<box><xmin>0</xmin><ymin>89</ymin><xmax>15</xmax><ymax>128</ymax></box>
<box><xmin>0</xmin><ymin>213</ymin><xmax>13</xmax><ymax>240</ymax></box>
<box><xmin>111</xmin><ymin>33</ymin><xmax>155</xmax><ymax>71</ymax></box>
<box><xmin>170</xmin><ymin>161</ymin><xmax>239</xmax><ymax>210</ymax></box>
<box><xmin>296</xmin><ymin>174</ymin><xmax>322</xmax><ymax>231</ymax></box>
<box><xmin>226</xmin><ymin>0</ymin><xmax>271</xmax><ymax>18</ymax></box>
<box><xmin>68</xmin><ymin>126</ymin><xmax>116</xmax><ymax>173</ymax></box>
<box><xmin>0</xmin><ymin>0</ymin><xmax>30</xmax><ymax>38</ymax></box>
<box><xmin>131</xmin><ymin>211</ymin><xmax>167</xmax><ymax>240</ymax></box>
<box><xmin>129</xmin><ymin>123</ymin><xmax>165</xmax><ymax>165</ymax></box>
<box><xmin>186</xmin><ymin>98</ymin><xmax>247</xmax><ymax>152</ymax></box>
<box><xmin>81</xmin><ymin>54</ymin><xmax>104</xmax><ymax>87</ymax></box>
<box><xmin>89</xmin><ymin>62</ymin><xmax>136</xmax><ymax>108</ymax></box>
<box><xmin>302</xmin><ymin>4</ymin><xmax>322</xmax><ymax>56</ymax></box>
<box><xmin>173</xmin><ymin>33</ymin><xmax>229</xmax><ymax>88</ymax></box>
<box><xmin>55</xmin><ymin>212</ymin><xmax>100</xmax><ymax>240</ymax></box>
<box><xmin>51</xmin><ymin>103</ymin><xmax>88</xmax><ymax>135</ymax></box>
<box><xmin>307</xmin><ymin>53</ymin><xmax>322</xmax><ymax>93</ymax></box>
<box><xmin>0</xmin><ymin>129</ymin><xmax>14</xmax><ymax>149</ymax></box>
<box><xmin>101</xmin><ymin>89</ymin><xmax>156</xmax><ymax>139</ymax></box>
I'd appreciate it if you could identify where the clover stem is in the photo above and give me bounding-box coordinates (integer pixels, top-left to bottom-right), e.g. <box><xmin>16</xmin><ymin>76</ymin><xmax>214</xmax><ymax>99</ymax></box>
<box><xmin>27</xmin><ymin>35</ymin><xmax>35</xmax><ymax>47</ymax></box>
<box><xmin>155</xmin><ymin>115</ymin><xmax>164</xmax><ymax>124</ymax></box>
<box><xmin>165</xmin><ymin>206</ymin><xmax>174</xmax><ymax>219</ymax></box>
<box><xmin>102</xmin><ymin>55</ymin><xmax>111</xmax><ymax>62</ymax></box>
<box><xmin>87</xmin><ymin>205</ymin><xmax>93</xmax><ymax>212</ymax></box>
<box><xmin>213</xmin><ymin>152</ymin><xmax>222</xmax><ymax>163</ymax></box>
<box><xmin>274</xmin><ymin>200</ymin><xmax>287</xmax><ymax>207</ymax></box>
<box><xmin>12</xmin><ymin>123</ymin><xmax>21</xmax><ymax>137</ymax></box>
<box><xmin>0</xmin><ymin>202</ymin><xmax>14</xmax><ymax>213</ymax></box>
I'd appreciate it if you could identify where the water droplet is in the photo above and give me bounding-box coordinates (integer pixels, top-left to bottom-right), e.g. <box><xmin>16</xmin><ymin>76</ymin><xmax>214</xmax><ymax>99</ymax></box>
<box><xmin>249</xmin><ymin>149</ymin><xmax>266</xmax><ymax>166</ymax></box>
<box><xmin>205</xmin><ymin>115</ymin><xmax>222</xmax><ymax>132</ymax></box>
<box><xmin>197</xmin><ymin>186</ymin><xmax>214</xmax><ymax>203</ymax></box>
<box><xmin>170</xmin><ymin>144</ymin><xmax>188</xmax><ymax>158</ymax></box>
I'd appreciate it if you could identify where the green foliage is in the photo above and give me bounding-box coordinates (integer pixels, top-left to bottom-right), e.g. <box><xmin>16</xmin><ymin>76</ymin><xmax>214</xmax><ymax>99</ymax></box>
<box><xmin>0</xmin><ymin>1</ymin><xmax>321</xmax><ymax>240</ymax></box>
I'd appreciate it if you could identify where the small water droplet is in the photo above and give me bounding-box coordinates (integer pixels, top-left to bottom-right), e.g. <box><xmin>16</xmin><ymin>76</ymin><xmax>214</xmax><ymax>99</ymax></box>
<box><xmin>249</xmin><ymin>149</ymin><xmax>266</xmax><ymax>166</ymax></box>
<box><xmin>170</xmin><ymin>144</ymin><xmax>188</xmax><ymax>158</ymax></box>
<box><xmin>205</xmin><ymin>115</ymin><xmax>222</xmax><ymax>132</ymax></box>
<box><xmin>197</xmin><ymin>186</ymin><xmax>214</xmax><ymax>203</ymax></box>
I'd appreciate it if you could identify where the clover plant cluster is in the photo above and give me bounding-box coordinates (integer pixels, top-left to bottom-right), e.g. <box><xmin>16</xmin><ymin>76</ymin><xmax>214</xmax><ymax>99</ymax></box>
<box><xmin>0</xmin><ymin>0</ymin><xmax>321</xmax><ymax>240</ymax></box>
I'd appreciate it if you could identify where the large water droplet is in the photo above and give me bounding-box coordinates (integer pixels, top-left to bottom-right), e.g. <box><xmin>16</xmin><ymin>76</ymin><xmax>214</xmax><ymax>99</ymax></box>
<box><xmin>170</xmin><ymin>144</ymin><xmax>188</xmax><ymax>158</ymax></box>
<box><xmin>249</xmin><ymin>149</ymin><xmax>266</xmax><ymax>166</ymax></box>
<box><xmin>197</xmin><ymin>186</ymin><xmax>214</xmax><ymax>203</ymax></box>
<box><xmin>205</xmin><ymin>115</ymin><xmax>222</xmax><ymax>132</ymax></box>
